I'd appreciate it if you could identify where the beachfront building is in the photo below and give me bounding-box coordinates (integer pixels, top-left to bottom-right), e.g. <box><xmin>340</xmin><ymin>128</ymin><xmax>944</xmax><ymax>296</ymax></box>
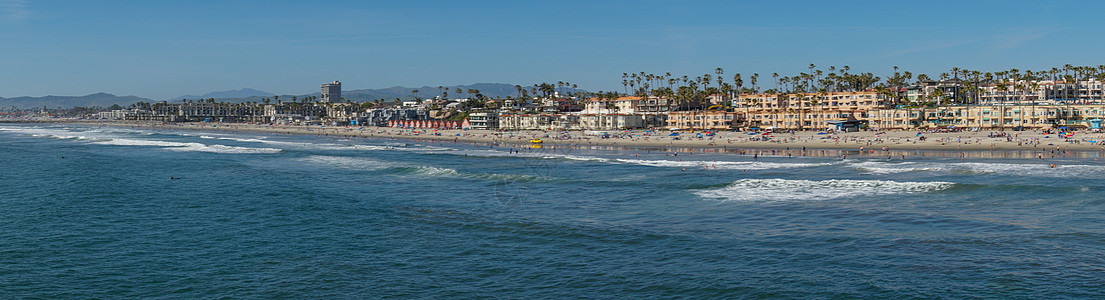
<box><xmin>467</xmin><ymin>112</ymin><xmax>499</xmax><ymax>130</ymax></box>
<box><xmin>538</xmin><ymin>98</ymin><xmax>582</xmax><ymax>113</ymax></box>
<box><xmin>864</xmin><ymin>104</ymin><xmax>1105</xmax><ymax>130</ymax></box>
<box><xmin>321</xmin><ymin>81</ymin><xmax>341</xmax><ymax>103</ymax></box>
<box><xmin>498</xmin><ymin>113</ymin><xmax>646</xmax><ymax>131</ymax></box>
<box><xmin>973</xmin><ymin>80</ymin><xmax>1105</xmax><ymax>106</ymax></box>
<box><xmin>866</xmin><ymin>108</ymin><xmax>926</xmax><ymax>130</ymax></box>
<box><xmin>582</xmin><ymin>97</ymin><xmax>641</xmax><ymax>114</ymax></box>
<box><xmin>1040</xmin><ymin>80</ymin><xmax>1105</xmax><ymax>104</ymax></box>
<box><xmin>360</xmin><ymin>107</ymin><xmax>428</xmax><ymax>126</ymax></box>
<box><xmin>575</xmin><ymin>114</ymin><xmax>645</xmax><ymax>130</ymax></box>
<box><xmin>324</xmin><ymin>103</ymin><xmax>361</xmax><ymax>122</ymax></box>
<box><xmin>581</xmin><ymin>96</ymin><xmax>698</xmax><ymax>114</ymax></box>
<box><xmin>148</xmin><ymin>102</ymin><xmax>263</xmax><ymax>122</ymax></box>
<box><xmin>97</xmin><ymin>109</ymin><xmax>146</xmax><ymax>120</ymax></box>
<box><xmin>732</xmin><ymin>91</ymin><xmax>890</xmax><ymax>130</ymax></box>
<box><xmin>665</xmin><ymin>110</ymin><xmax>739</xmax><ymax>130</ymax></box>
<box><xmin>499</xmin><ymin>114</ymin><xmax>558</xmax><ymax>130</ymax></box>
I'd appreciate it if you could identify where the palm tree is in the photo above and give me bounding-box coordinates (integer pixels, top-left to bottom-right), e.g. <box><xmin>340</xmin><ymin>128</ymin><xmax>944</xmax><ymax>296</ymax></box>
<box><xmin>715</xmin><ymin>67</ymin><xmax>724</xmax><ymax>90</ymax></box>
<box><xmin>996</xmin><ymin>80</ymin><xmax>1008</xmax><ymax>130</ymax></box>
<box><xmin>750</xmin><ymin>73</ymin><xmax>759</xmax><ymax>93</ymax></box>
<box><xmin>773</xmin><ymin>73</ymin><xmax>780</xmax><ymax>91</ymax></box>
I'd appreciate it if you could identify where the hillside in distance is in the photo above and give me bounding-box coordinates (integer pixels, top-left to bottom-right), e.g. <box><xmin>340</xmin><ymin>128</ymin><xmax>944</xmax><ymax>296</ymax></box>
<box><xmin>0</xmin><ymin>93</ymin><xmax>152</xmax><ymax>110</ymax></box>
<box><xmin>0</xmin><ymin>83</ymin><xmax>588</xmax><ymax>109</ymax></box>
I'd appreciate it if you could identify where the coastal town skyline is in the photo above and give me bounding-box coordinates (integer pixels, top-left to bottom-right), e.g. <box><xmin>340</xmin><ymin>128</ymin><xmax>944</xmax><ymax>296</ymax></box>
<box><xmin>4</xmin><ymin>1</ymin><xmax>1105</xmax><ymax>100</ymax></box>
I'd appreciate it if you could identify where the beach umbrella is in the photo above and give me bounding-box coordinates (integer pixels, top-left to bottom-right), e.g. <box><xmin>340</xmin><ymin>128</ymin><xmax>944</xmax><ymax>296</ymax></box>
<box><xmin>669</xmin><ymin>133</ymin><xmax>680</xmax><ymax>136</ymax></box>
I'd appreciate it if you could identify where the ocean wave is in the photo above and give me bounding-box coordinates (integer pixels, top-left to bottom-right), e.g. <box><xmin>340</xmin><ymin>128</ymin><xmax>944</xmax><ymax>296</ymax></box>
<box><xmin>297</xmin><ymin>154</ymin><xmax>548</xmax><ymax>182</ymax></box>
<box><xmin>850</xmin><ymin>161</ymin><xmax>940</xmax><ymax>174</ymax></box>
<box><xmin>251</xmin><ymin>139</ymin><xmax>399</xmax><ymax>151</ymax></box>
<box><xmin>850</xmin><ymin>161</ymin><xmax>1105</xmax><ymax>177</ymax></box>
<box><xmin>615</xmin><ymin>158</ymin><xmax>835</xmax><ymax>170</ymax></box>
<box><xmin>198</xmin><ymin>135</ymin><xmax>269</xmax><ymax>143</ymax></box>
<box><xmin>3</xmin><ymin>127</ymin><xmax>95</xmax><ymax>140</ymax></box>
<box><xmin>388</xmin><ymin>166</ymin><xmax>462</xmax><ymax>177</ymax></box>
<box><xmin>386</xmin><ymin>165</ymin><xmax>547</xmax><ymax>182</ymax></box>
<box><xmin>696</xmin><ymin>178</ymin><xmax>955</xmax><ymax>202</ymax></box>
<box><xmin>91</xmin><ymin>138</ymin><xmax>281</xmax><ymax>153</ymax></box>
<box><xmin>297</xmin><ymin>155</ymin><xmax>393</xmax><ymax>170</ymax></box>
<box><xmin>168</xmin><ymin>143</ymin><xmax>282</xmax><ymax>154</ymax></box>
<box><xmin>91</xmin><ymin>138</ymin><xmax>194</xmax><ymax>147</ymax></box>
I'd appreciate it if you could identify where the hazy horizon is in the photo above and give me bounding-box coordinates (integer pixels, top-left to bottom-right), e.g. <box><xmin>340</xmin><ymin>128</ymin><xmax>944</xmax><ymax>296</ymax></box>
<box><xmin>3</xmin><ymin>0</ymin><xmax>1104</xmax><ymax>100</ymax></box>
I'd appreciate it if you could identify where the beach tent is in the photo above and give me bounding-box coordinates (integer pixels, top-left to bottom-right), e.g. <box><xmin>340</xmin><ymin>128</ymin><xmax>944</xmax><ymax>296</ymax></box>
<box><xmin>669</xmin><ymin>133</ymin><xmax>680</xmax><ymax>136</ymax></box>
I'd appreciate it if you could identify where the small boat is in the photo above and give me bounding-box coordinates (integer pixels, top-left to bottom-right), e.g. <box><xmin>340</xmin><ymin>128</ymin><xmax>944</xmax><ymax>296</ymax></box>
<box><xmin>530</xmin><ymin>138</ymin><xmax>543</xmax><ymax>143</ymax></box>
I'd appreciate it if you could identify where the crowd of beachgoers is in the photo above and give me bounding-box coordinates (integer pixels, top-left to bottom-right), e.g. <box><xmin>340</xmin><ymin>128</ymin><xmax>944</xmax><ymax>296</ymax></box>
<box><xmin>44</xmin><ymin>120</ymin><xmax>1105</xmax><ymax>153</ymax></box>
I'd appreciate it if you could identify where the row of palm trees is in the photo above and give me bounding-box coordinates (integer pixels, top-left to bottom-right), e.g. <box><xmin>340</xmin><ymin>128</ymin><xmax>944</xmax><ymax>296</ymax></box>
<box><xmin>606</xmin><ymin>64</ymin><xmax>1105</xmax><ymax>110</ymax></box>
<box><xmin>594</xmin><ymin>64</ymin><xmax>1105</xmax><ymax>130</ymax></box>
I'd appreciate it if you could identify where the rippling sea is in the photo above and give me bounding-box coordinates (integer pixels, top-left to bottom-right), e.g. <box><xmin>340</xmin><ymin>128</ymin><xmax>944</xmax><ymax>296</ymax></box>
<box><xmin>2</xmin><ymin>123</ymin><xmax>1104</xmax><ymax>298</ymax></box>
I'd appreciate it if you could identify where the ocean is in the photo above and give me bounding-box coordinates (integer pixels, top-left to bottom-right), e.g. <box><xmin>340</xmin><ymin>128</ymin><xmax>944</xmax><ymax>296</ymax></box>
<box><xmin>2</xmin><ymin>123</ymin><xmax>1103</xmax><ymax>298</ymax></box>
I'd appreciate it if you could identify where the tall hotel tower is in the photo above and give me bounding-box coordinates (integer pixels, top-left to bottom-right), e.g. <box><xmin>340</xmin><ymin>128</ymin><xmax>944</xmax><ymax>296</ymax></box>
<box><xmin>321</xmin><ymin>81</ymin><xmax>341</xmax><ymax>103</ymax></box>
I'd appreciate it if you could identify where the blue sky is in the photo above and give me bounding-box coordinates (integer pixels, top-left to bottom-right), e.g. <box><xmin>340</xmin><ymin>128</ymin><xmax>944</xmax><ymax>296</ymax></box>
<box><xmin>2</xmin><ymin>0</ymin><xmax>1104</xmax><ymax>100</ymax></box>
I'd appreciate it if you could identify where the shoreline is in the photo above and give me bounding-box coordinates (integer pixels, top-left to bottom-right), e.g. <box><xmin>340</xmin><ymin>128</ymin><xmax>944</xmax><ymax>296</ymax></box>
<box><xmin>12</xmin><ymin>119</ymin><xmax>1105</xmax><ymax>154</ymax></box>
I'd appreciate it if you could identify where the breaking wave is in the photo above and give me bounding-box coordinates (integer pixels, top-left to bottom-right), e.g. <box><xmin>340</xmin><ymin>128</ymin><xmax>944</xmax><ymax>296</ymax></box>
<box><xmin>696</xmin><ymin>178</ymin><xmax>956</xmax><ymax>202</ymax></box>
<box><xmin>615</xmin><ymin>158</ymin><xmax>836</xmax><ymax>170</ymax></box>
<box><xmin>297</xmin><ymin>155</ymin><xmax>393</xmax><ymax>170</ymax></box>
<box><xmin>91</xmin><ymin>138</ymin><xmax>281</xmax><ymax>153</ymax></box>
<box><xmin>850</xmin><ymin>161</ymin><xmax>1105</xmax><ymax>178</ymax></box>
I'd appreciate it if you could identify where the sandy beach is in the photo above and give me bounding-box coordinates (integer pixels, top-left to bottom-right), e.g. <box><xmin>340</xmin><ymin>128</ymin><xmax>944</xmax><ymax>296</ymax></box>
<box><xmin>44</xmin><ymin>119</ymin><xmax>1105</xmax><ymax>153</ymax></box>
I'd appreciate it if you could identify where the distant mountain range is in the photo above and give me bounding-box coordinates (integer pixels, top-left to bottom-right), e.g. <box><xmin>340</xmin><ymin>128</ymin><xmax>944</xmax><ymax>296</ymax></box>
<box><xmin>0</xmin><ymin>93</ymin><xmax>151</xmax><ymax>110</ymax></box>
<box><xmin>0</xmin><ymin>83</ymin><xmax>587</xmax><ymax>109</ymax></box>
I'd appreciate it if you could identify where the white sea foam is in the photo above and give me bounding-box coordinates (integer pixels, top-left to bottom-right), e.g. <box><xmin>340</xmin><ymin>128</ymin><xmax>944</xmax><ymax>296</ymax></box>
<box><xmin>298</xmin><ymin>156</ymin><xmax>547</xmax><ymax>181</ymax></box>
<box><xmin>201</xmin><ymin>135</ymin><xmax>269</xmax><ymax>143</ymax></box>
<box><xmin>542</xmin><ymin>154</ymin><xmax>611</xmax><ymax>162</ymax></box>
<box><xmin>298</xmin><ymin>155</ymin><xmax>393</xmax><ymax>170</ymax></box>
<box><xmin>91</xmin><ymin>138</ymin><xmax>282</xmax><ymax>153</ymax></box>
<box><xmin>850</xmin><ymin>161</ymin><xmax>1105</xmax><ymax>178</ymax></box>
<box><xmin>404</xmin><ymin>166</ymin><xmax>546</xmax><ymax>182</ymax></box>
<box><xmin>697</xmin><ymin>179</ymin><xmax>955</xmax><ymax>202</ymax></box>
<box><xmin>409</xmin><ymin>166</ymin><xmax>462</xmax><ymax>176</ymax></box>
<box><xmin>298</xmin><ymin>155</ymin><xmax>474</xmax><ymax>178</ymax></box>
<box><xmin>168</xmin><ymin>143</ymin><xmax>282</xmax><ymax>154</ymax></box>
<box><xmin>251</xmin><ymin>139</ymin><xmax>398</xmax><ymax>151</ymax></box>
<box><xmin>850</xmin><ymin>161</ymin><xmax>937</xmax><ymax>174</ymax></box>
<box><xmin>5</xmin><ymin>127</ymin><xmax>94</xmax><ymax>140</ymax></box>
<box><xmin>92</xmin><ymin>138</ymin><xmax>194</xmax><ymax>147</ymax></box>
<box><xmin>615</xmin><ymin>158</ymin><xmax>834</xmax><ymax>170</ymax></box>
